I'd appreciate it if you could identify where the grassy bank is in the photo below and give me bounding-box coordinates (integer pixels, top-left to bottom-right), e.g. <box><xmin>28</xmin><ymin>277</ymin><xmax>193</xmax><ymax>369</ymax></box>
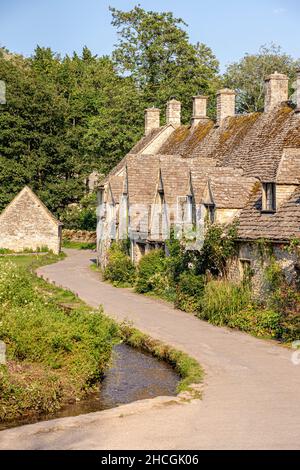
<box><xmin>62</xmin><ymin>240</ymin><xmax>96</xmax><ymax>250</ymax></box>
<box><xmin>0</xmin><ymin>252</ymin><xmax>204</xmax><ymax>423</ymax></box>
<box><xmin>0</xmin><ymin>253</ymin><xmax>118</xmax><ymax>423</ymax></box>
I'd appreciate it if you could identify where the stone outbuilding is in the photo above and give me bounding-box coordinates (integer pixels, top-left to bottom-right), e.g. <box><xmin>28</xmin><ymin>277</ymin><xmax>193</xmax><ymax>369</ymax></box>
<box><xmin>0</xmin><ymin>186</ymin><xmax>62</xmax><ymax>254</ymax></box>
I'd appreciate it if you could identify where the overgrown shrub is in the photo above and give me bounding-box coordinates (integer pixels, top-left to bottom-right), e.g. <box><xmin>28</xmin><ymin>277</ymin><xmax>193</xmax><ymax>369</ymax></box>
<box><xmin>197</xmin><ymin>279</ymin><xmax>282</xmax><ymax>338</ymax></box>
<box><xmin>198</xmin><ymin>280</ymin><xmax>251</xmax><ymax>325</ymax></box>
<box><xmin>103</xmin><ymin>242</ymin><xmax>136</xmax><ymax>287</ymax></box>
<box><xmin>196</xmin><ymin>222</ymin><xmax>238</xmax><ymax>276</ymax></box>
<box><xmin>175</xmin><ymin>272</ymin><xmax>205</xmax><ymax>313</ymax></box>
<box><xmin>135</xmin><ymin>249</ymin><xmax>167</xmax><ymax>294</ymax></box>
<box><xmin>280</xmin><ymin>312</ymin><xmax>300</xmax><ymax>342</ymax></box>
<box><xmin>263</xmin><ymin>257</ymin><xmax>300</xmax><ymax>340</ymax></box>
<box><xmin>227</xmin><ymin>307</ymin><xmax>282</xmax><ymax>338</ymax></box>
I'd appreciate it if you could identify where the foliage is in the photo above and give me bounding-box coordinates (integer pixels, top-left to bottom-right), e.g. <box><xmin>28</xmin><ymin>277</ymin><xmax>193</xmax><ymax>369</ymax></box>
<box><xmin>165</xmin><ymin>236</ymin><xmax>197</xmax><ymax>282</ymax></box>
<box><xmin>227</xmin><ymin>306</ymin><xmax>282</xmax><ymax>338</ymax></box>
<box><xmin>110</xmin><ymin>5</ymin><xmax>220</xmax><ymax>121</ymax></box>
<box><xmin>62</xmin><ymin>240</ymin><xmax>96</xmax><ymax>250</ymax></box>
<box><xmin>0</xmin><ymin>246</ymin><xmax>51</xmax><ymax>254</ymax></box>
<box><xmin>224</xmin><ymin>44</ymin><xmax>300</xmax><ymax>113</ymax></box>
<box><xmin>280</xmin><ymin>312</ymin><xmax>300</xmax><ymax>342</ymax></box>
<box><xmin>0</xmin><ymin>47</ymin><xmax>143</xmax><ymax>215</ymax></box>
<box><xmin>103</xmin><ymin>242</ymin><xmax>136</xmax><ymax>287</ymax></box>
<box><xmin>264</xmin><ymin>257</ymin><xmax>285</xmax><ymax>294</ymax></box>
<box><xmin>135</xmin><ymin>249</ymin><xmax>167</xmax><ymax>294</ymax></box>
<box><xmin>286</xmin><ymin>237</ymin><xmax>300</xmax><ymax>255</ymax></box>
<box><xmin>263</xmin><ymin>257</ymin><xmax>300</xmax><ymax>340</ymax></box>
<box><xmin>60</xmin><ymin>193</ymin><xmax>97</xmax><ymax>230</ymax></box>
<box><xmin>175</xmin><ymin>272</ymin><xmax>205</xmax><ymax>313</ymax></box>
<box><xmin>196</xmin><ymin>222</ymin><xmax>238</xmax><ymax>276</ymax></box>
<box><xmin>0</xmin><ymin>257</ymin><xmax>118</xmax><ymax>421</ymax></box>
<box><xmin>255</xmin><ymin>237</ymin><xmax>273</xmax><ymax>262</ymax></box>
<box><xmin>198</xmin><ymin>280</ymin><xmax>252</xmax><ymax>326</ymax></box>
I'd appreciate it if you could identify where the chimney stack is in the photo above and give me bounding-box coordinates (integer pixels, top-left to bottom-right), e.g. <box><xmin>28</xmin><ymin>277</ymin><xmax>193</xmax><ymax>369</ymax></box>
<box><xmin>191</xmin><ymin>95</ymin><xmax>209</xmax><ymax>128</ymax></box>
<box><xmin>264</xmin><ymin>72</ymin><xmax>289</xmax><ymax>113</ymax></box>
<box><xmin>296</xmin><ymin>69</ymin><xmax>300</xmax><ymax>113</ymax></box>
<box><xmin>166</xmin><ymin>99</ymin><xmax>181</xmax><ymax>127</ymax></box>
<box><xmin>216</xmin><ymin>89</ymin><xmax>236</xmax><ymax>125</ymax></box>
<box><xmin>145</xmin><ymin>107</ymin><xmax>160</xmax><ymax>135</ymax></box>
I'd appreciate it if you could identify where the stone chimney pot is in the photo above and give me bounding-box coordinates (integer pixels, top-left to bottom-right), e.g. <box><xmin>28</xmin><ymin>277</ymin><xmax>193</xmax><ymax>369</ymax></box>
<box><xmin>264</xmin><ymin>71</ymin><xmax>289</xmax><ymax>112</ymax></box>
<box><xmin>191</xmin><ymin>95</ymin><xmax>209</xmax><ymax>128</ymax></box>
<box><xmin>166</xmin><ymin>99</ymin><xmax>181</xmax><ymax>127</ymax></box>
<box><xmin>216</xmin><ymin>88</ymin><xmax>236</xmax><ymax>125</ymax></box>
<box><xmin>144</xmin><ymin>107</ymin><xmax>160</xmax><ymax>135</ymax></box>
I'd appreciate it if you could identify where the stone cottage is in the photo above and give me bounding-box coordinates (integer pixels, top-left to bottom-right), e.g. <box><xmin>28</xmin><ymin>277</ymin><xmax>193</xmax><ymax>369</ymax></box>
<box><xmin>96</xmin><ymin>70</ymin><xmax>300</xmax><ymax>291</ymax></box>
<box><xmin>0</xmin><ymin>186</ymin><xmax>62</xmax><ymax>254</ymax></box>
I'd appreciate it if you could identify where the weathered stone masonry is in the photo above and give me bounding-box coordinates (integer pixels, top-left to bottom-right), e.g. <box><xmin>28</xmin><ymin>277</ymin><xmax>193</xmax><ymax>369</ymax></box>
<box><xmin>0</xmin><ymin>186</ymin><xmax>62</xmax><ymax>254</ymax></box>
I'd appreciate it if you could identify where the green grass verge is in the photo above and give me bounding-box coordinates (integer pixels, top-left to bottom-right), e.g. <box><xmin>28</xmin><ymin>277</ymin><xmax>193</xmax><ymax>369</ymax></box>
<box><xmin>0</xmin><ymin>253</ymin><xmax>119</xmax><ymax>423</ymax></box>
<box><xmin>0</xmin><ymin>246</ymin><xmax>51</xmax><ymax>255</ymax></box>
<box><xmin>119</xmin><ymin>323</ymin><xmax>203</xmax><ymax>394</ymax></box>
<box><xmin>62</xmin><ymin>240</ymin><xmax>96</xmax><ymax>250</ymax></box>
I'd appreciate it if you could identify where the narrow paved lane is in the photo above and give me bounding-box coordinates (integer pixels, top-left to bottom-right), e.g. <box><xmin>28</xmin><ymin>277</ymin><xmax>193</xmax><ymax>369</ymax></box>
<box><xmin>1</xmin><ymin>249</ymin><xmax>300</xmax><ymax>449</ymax></box>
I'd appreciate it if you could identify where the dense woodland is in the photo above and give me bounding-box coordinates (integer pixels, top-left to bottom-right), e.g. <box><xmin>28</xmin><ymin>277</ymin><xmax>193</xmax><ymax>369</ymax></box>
<box><xmin>0</xmin><ymin>6</ymin><xmax>299</xmax><ymax>229</ymax></box>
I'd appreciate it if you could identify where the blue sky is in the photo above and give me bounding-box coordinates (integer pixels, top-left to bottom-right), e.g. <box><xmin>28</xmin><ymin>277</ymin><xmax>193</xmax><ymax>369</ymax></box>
<box><xmin>1</xmin><ymin>0</ymin><xmax>299</xmax><ymax>71</ymax></box>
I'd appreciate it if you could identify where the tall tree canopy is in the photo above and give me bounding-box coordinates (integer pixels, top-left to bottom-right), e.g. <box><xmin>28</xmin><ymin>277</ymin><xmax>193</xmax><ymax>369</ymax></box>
<box><xmin>1</xmin><ymin>6</ymin><xmax>299</xmax><ymax>229</ymax></box>
<box><xmin>224</xmin><ymin>44</ymin><xmax>300</xmax><ymax>113</ymax></box>
<box><xmin>110</xmin><ymin>5</ymin><xmax>220</xmax><ymax>121</ymax></box>
<box><xmin>0</xmin><ymin>46</ymin><xmax>143</xmax><ymax>217</ymax></box>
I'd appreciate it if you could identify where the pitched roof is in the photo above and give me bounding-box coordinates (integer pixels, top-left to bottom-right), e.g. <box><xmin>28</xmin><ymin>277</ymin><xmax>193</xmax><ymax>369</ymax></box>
<box><xmin>158</xmin><ymin>121</ymin><xmax>214</xmax><ymax>156</ymax></box>
<box><xmin>237</xmin><ymin>184</ymin><xmax>300</xmax><ymax>241</ymax></box>
<box><xmin>129</xmin><ymin>127</ymin><xmax>164</xmax><ymax>154</ymax></box>
<box><xmin>0</xmin><ymin>186</ymin><xmax>62</xmax><ymax>226</ymax></box>
<box><xmin>276</xmin><ymin>148</ymin><xmax>300</xmax><ymax>184</ymax></box>
<box><xmin>100</xmin><ymin>100</ymin><xmax>300</xmax><ymax>243</ymax></box>
<box><xmin>157</xmin><ymin>104</ymin><xmax>300</xmax><ymax>182</ymax></box>
<box><xmin>220</xmin><ymin>106</ymin><xmax>297</xmax><ymax>180</ymax></box>
<box><xmin>105</xmin><ymin>153</ymin><xmax>255</xmax><ymax>210</ymax></box>
<box><xmin>207</xmin><ymin>176</ymin><xmax>258</xmax><ymax>208</ymax></box>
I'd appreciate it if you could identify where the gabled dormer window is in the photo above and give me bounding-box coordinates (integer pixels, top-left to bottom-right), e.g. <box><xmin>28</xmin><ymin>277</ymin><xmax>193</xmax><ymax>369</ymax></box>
<box><xmin>262</xmin><ymin>182</ymin><xmax>276</xmax><ymax>213</ymax></box>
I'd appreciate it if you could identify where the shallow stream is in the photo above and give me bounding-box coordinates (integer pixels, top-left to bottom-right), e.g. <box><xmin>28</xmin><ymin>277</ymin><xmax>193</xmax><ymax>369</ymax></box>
<box><xmin>0</xmin><ymin>343</ymin><xmax>179</xmax><ymax>430</ymax></box>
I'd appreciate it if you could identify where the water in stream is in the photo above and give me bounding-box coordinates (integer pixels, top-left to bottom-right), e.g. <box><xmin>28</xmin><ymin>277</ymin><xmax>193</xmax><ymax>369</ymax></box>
<box><xmin>0</xmin><ymin>343</ymin><xmax>179</xmax><ymax>430</ymax></box>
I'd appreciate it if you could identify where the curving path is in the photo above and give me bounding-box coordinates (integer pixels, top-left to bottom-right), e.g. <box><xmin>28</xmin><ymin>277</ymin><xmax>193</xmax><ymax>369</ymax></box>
<box><xmin>1</xmin><ymin>249</ymin><xmax>300</xmax><ymax>449</ymax></box>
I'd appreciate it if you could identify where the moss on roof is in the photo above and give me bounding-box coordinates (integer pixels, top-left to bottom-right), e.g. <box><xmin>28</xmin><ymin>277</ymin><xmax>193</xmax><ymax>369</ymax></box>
<box><xmin>218</xmin><ymin>113</ymin><xmax>261</xmax><ymax>147</ymax></box>
<box><xmin>158</xmin><ymin>121</ymin><xmax>214</xmax><ymax>156</ymax></box>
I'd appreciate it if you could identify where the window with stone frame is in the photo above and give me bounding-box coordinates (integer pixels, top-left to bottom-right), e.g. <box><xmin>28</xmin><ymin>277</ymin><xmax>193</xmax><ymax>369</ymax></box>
<box><xmin>205</xmin><ymin>204</ymin><xmax>215</xmax><ymax>223</ymax></box>
<box><xmin>262</xmin><ymin>182</ymin><xmax>276</xmax><ymax>212</ymax></box>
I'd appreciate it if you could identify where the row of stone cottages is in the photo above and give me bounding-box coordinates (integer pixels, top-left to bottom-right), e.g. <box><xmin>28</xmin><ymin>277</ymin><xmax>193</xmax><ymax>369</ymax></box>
<box><xmin>96</xmin><ymin>70</ymin><xmax>300</xmax><ymax>295</ymax></box>
<box><xmin>0</xmin><ymin>70</ymin><xmax>300</xmax><ymax>295</ymax></box>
